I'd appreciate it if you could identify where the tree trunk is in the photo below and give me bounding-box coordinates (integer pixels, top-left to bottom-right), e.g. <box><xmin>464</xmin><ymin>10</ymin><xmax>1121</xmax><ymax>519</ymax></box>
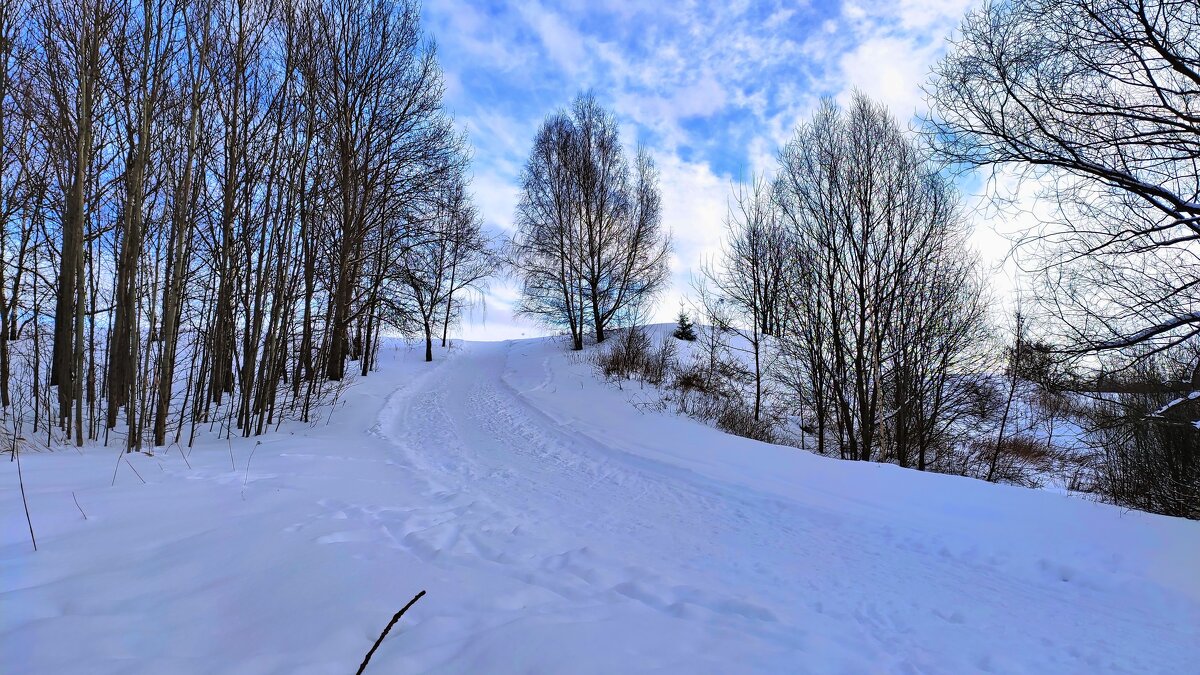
<box><xmin>592</xmin><ymin>287</ymin><xmax>605</xmax><ymax>343</ymax></box>
<box><xmin>53</xmin><ymin>84</ymin><xmax>92</xmax><ymax>427</ymax></box>
<box><xmin>326</xmin><ymin>273</ymin><xmax>352</xmax><ymax>381</ymax></box>
<box><xmin>154</xmin><ymin>100</ymin><xmax>199</xmax><ymax>446</ymax></box>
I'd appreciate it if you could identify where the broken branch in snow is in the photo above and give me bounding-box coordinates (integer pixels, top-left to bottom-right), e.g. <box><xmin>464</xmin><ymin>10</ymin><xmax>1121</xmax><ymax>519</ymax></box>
<box><xmin>356</xmin><ymin>589</ymin><xmax>427</xmax><ymax>674</ymax></box>
<box><xmin>16</xmin><ymin>442</ymin><xmax>36</xmax><ymax>551</ymax></box>
<box><xmin>124</xmin><ymin>458</ymin><xmax>146</xmax><ymax>485</ymax></box>
<box><xmin>72</xmin><ymin>491</ymin><xmax>87</xmax><ymax>520</ymax></box>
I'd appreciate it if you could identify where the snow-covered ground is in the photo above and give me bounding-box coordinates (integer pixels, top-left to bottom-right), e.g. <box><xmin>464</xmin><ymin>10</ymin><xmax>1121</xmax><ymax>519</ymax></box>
<box><xmin>3</xmin><ymin>335</ymin><xmax>1198</xmax><ymax>673</ymax></box>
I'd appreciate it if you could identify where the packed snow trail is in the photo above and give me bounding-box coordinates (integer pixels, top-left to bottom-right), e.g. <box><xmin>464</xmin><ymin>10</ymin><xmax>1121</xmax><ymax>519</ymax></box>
<box><xmin>373</xmin><ymin>338</ymin><xmax>1199</xmax><ymax>672</ymax></box>
<box><xmin>382</xmin><ymin>341</ymin><xmax>798</xmax><ymax>662</ymax></box>
<box><xmin>3</xmin><ymin>334</ymin><xmax>1199</xmax><ymax>673</ymax></box>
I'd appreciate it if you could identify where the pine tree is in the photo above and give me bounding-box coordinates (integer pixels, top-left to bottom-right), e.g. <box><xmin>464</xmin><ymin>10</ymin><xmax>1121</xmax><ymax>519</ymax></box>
<box><xmin>673</xmin><ymin>308</ymin><xmax>697</xmax><ymax>341</ymax></box>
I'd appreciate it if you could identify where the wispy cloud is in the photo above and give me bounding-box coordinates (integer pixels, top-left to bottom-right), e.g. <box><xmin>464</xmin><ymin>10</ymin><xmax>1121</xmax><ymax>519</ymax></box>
<box><xmin>427</xmin><ymin>0</ymin><xmax>986</xmax><ymax>339</ymax></box>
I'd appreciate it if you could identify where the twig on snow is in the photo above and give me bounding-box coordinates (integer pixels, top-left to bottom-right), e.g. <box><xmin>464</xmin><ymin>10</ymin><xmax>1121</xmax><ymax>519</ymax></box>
<box><xmin>356</xmin><ymin>590</ymin><xmax>427</xmax><ymax>674</ymax></box>
<box><xmin>15</xmin><ymin>442</ymin><xmax>37</xmax><ymax>551</ymax></box>
<box><xmin>242</xmin><ymin>441</ymin><xmax>262</xmax><ymax>500</ymax></box>
<box><xmin>124</xmin><ymin>457</ymin><xmax>146</xmax><ymax>484</ymax></box>
<box><xmin>72</xmin><ymin>491</ymin><xmax>88</xmax><ymax>520</ymax></box>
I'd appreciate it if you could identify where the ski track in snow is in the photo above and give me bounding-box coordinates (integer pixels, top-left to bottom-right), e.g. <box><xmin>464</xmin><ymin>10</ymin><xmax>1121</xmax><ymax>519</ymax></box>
<box><xmin>3</xmin><ymin>334</ymin><xmax>1198</xmax><ymax>673</ymax></box>
<box><xmin>314</xmin><ymin>343</ymin><xmax>788</xmax><ymax>639</ymax></box>
<box><xmin>293</xmin><ymin>339</ymin><xmax>1197</xmax><ymax>673</ymax></box>
<box><xmin>388</xmin><ymin>343</ymin><xmax>786</xmax><ymax>623</ymax></box>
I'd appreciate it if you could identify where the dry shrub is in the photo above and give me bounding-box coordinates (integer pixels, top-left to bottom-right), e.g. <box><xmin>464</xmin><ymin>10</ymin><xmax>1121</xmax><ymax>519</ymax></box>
<box><xmin>594</xmin><ymin>329</ymin><xmax>676</xmax><ymax>386</ymax></box>
<box><xmin>1088</xmin><ymin>394</ymin><xmax>1199</xmax><ymax>520</ymax></box>
<box><xmin>595</xmin><ymin>331</ymin><xmax>781</xmax><ymax>445</ymax></box>
<box><xmin>941</xmin><ymin>434</ymin><xmax>1060</xmax><ymax>488</ymax></box>
<box><xmin>714</xmin><ymin>402</ymin><xmax>777</xmax><ymax>444</ymax></box>
<box><xmin>671</xmin><ymin>360</ymin><xmax>715</xmax><ymax>394</ymax></box>
<box><xmin>670</xmin><ymin>377</ymin><xmax>777</xmax><ymax>444</ymax></box>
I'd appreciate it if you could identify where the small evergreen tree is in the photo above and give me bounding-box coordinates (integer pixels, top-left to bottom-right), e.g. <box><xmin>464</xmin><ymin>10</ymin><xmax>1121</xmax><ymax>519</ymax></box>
<box><xmin>673</xmin><ymin>308</ymin><xmax>697</xmax><ymax>341</ymax></box>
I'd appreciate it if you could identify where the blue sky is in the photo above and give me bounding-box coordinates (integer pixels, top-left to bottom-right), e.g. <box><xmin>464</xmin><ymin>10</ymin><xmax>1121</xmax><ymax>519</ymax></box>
<box><xmin>423</xmin><ymin>0</ymin><xmax>985</xmax><ymax>339</ymax></box>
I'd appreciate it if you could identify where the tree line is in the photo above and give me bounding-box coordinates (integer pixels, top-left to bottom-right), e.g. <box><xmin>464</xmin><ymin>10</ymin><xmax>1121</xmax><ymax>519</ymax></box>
<box><xmin>579</xmin><ymin>0</ymin><xmax>1195</xmax><ymax>518</ymax></box>
<box><xmin>2</xmin><ymin>0</ymin><xmax>1192</xmax><ymax>517</ymax></box>
<box><xmin>684</xmin><ymin>93</ymin><xmax>990</xmax><ymax>472</ymax></box>
<box><xmin>671</xmin><ymin>0</ymin><xmax>1196</xmax><ymax>517</ymax></box>
<box><xmin>0</xmin><ymin>0</ymin><xmax>494</xmax><ymax>452</ymax></box>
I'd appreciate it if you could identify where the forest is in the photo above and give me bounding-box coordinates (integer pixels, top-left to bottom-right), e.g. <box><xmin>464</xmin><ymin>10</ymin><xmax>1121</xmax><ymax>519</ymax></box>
<box><xmin>0</xmin><ymin>0</ymin><xmax>494</xmax><ymax>452</ymax></box>
<box><xmin>1</xmin><ymin>0</ymin><xmax>1197</xmax><ymax>520</ymax></box>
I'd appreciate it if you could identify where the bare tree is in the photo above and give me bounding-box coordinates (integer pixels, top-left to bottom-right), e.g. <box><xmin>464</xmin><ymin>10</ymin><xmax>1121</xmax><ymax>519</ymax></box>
<box><xmin>700</xmin><ymin>177</ymin><xmax>786</xmax><ymax>422</ymax></box>
<box><xmin>152</xmin><ymin>0</ymin><xmax>211</xmax><ymax>446</ymax></box>
<box><xmin>512</xmin><ymin>93</ymin><xmax>669</xmax><ymax>349</ymax></box>
<box><xmin>928</xmin><ymin>0</ymin><xmax>1200</xmax><ymax>415</ymax></box>
<box><xmin>776</xmin><ymin>94</ymin><xmax>989</xmax><ymax>464</ymax></box>
<box><xmin>105</xmin><ymin>0</ymin><xmax>182</xmax><ymax>448</ymax></box>
<box><xmin>571</xmin><ymin>95</ymin><xmax>670</xmax><ymax>343</ymax></box>
<box><xmin>395</xmin><ymin>177</ymin><xmax>494</xmax><ymax>361</ymax></box>
<box><xmin>512</xmin><ymin>112</ymin><xmax>587</xmax><ymax>350</ymax></box>
<box><xmin>0</xmin><ymin>0</ymin><xmax>33</xmax><ymax>410</ymax></box>
<box><xmin>33</xmin><ymin>0</ymin><xmax>120</xmax><ymax>445</ymax></box>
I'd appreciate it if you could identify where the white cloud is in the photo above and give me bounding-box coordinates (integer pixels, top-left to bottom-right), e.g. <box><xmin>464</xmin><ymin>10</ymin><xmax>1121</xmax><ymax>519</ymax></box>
<box><xmin>892</xmin><ymin>0</ymin><xmax>976</xmax><ymax>30</ymax></box>
<box><xmin>517</xmin><ymin>3</ymin><xmax>590</xmax><ymax>79</ymax></box>
<box><xmin>832</xmin><ymin>0</ymin><xmax>979</xmax><ymax>119</ymax></box>
<box><xmin>430</xmin><ymin>0</ymin><xmax>1004</xmax><ymax>340</ymax></box>
<box><xmin>471</xmin><ymin>170</ymin><xmax>521</xmax><ymax>233</ymax></box>
<box><xmin>425</xmin><ymin>1</ymin><xmax>536</xmax><ymax>75</ymax></box>
<box><xmin>838</xmin><ymin>36</ymin><xmax>939</xmax><ymax>119</ymax></box>
<box><xmin>652</xmin><ymin>153</ymin><xmax>734</xmax><ymax>322</ymax></box>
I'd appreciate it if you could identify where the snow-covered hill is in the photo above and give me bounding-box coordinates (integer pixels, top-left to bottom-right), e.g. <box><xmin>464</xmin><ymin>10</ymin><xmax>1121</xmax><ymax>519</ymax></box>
<box><xmin>3</xmin><ymin>336</ymin><xmax>1198</xmax><ymax>673</ymax></box>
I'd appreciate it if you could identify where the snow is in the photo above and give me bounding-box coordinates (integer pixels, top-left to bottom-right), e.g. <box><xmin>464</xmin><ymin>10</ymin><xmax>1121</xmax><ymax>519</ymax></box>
<box><xmin>3</xmin><ymin>335</ymin><xmax>1199</xmax><ymax>673</ymax></box>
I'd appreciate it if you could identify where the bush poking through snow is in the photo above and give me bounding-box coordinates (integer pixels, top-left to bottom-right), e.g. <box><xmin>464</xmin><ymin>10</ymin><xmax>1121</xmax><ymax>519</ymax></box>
<box><xmin>949</xmin><ymin>435</ymin><xmax>1066</xmax><ymax>489</ymax></box>
<box><xmin>1088</xmin><ymin>390</ymin><xmax>1200</xmax><ymax>520</ymax></box>
<box><xmin>594</xmin><ymin>328</ymin><xmax>676</xmax><ymax>386</ymax></box>
<box><xmin>671</xmin><ymin>359</ymin><xmax>715</xmax><ymax>395</ymax></box>
<box><xmin>595</xmin><ymin>328</ymin><xmax>780</xmax><ymax>445</ymax></box>
<box><xmin>673</xmin><ymin>390</ymin><xmax>777</xmax><ymax>445</ymax></box>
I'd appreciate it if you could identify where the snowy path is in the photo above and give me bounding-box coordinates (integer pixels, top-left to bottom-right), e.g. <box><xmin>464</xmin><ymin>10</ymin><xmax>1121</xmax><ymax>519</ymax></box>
<box><xmin>3</xmin><ymin>335</ymin><xmax>1199</xmax><ymax>673</ymax></box>
<box><xmin>382</xmin><ymin>342</ymin><xmax>795</xmax><ymax>653</ymax></box>
<box><xmin>329</xmin><ymin>339</ymin><xmax>1199</xmax><ymax>672</ymax></box>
